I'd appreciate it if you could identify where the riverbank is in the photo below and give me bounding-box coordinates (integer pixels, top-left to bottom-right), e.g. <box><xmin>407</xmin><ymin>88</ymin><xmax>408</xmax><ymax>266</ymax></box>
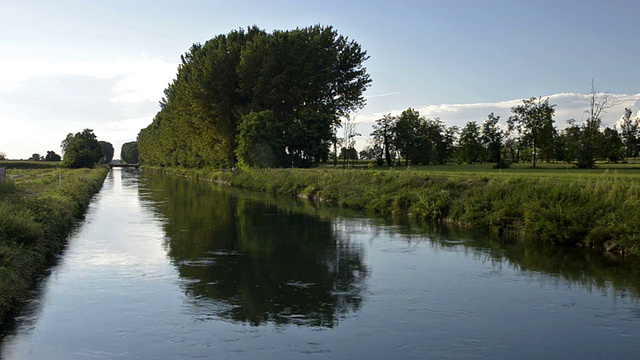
<box><xmin>0</xmin><ymin>167</ymin><xmax>108</xmax><ymax>329</ymax></box>
<box><xmin>145</xmin><ymin>166</ymin><xmax>640</xmax><ymax>256</ymax></box>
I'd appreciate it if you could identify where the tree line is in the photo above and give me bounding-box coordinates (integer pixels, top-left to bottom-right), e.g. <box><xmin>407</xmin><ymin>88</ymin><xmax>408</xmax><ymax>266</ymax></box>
<box><xmin>362</xmin><ymin>89</ymin><xmax>638</xmax><ymax>169</ymax></box>
<box><xmin>137</xmin><ymin>25</ymin><xmax>371</xmax><ymax>169</ymax></box>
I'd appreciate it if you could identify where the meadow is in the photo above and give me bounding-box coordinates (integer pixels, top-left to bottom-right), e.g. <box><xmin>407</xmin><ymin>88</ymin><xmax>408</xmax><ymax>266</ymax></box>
<box><xmin>0</xmin><ymin>166</ymin><xmax>108</xmax><ymax>328</ymax></box>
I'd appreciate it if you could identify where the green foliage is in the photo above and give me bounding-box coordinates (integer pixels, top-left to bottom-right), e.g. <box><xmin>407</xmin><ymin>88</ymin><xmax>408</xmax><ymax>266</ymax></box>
<box><xmin>61</xmin><ymin>129</ymin><xmax>103</xmax><ymax>168</ymax></box>
<box><xmin>120</xmin><ymin>141</ymin><xmax>139</xmax><ymax>164</ymax></box>
<box><xmin>139</xmin><ymin>25</ymin><xmax>371</xmax><ymax>169</ymax></box>
<box><xmin>45</xmin><ymin>151</ymin><xmax>61</xmax><ymax>162</ymax></box>
<box><xmin>507</xmin><ymin>97</ymin><xmax>556</xmax><ymax>168</ymax></box>
<box><xmin>99</xmin><ymin>141</ymin><xmax>114</xmax><ymax>164</ymax></box>
<box><xmin>457</xmin><ymin>121</ymin><xmax>483</xmax><ymax>164</ymax></box>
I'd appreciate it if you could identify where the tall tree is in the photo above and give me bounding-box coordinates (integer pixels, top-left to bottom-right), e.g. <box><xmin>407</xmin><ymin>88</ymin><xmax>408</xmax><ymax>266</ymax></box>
<box><xmin>121</xmin><ymin>141</ymin><xmax>139</xmax><ymax>164</ymax></box>
<box><xmin>394</xmin><ymin>108</ymin><xmax>421</xmax><ymax>165</ymax></box>
<box><xmin>99</xmin><ymin>141</ymin><xmax>114</xmax><ymax>164</ymax></box>
<box><xmin>457</xmin><ymin>121</ymin><xmax>483</xmax><ymax>164</ymax></box>
<box><xmin>598</xmin><ymin>127</ymin><xmax>624</xmax><ymax>163</ymax></box>
<box><xmin>507</xmin><ymin>97</ymin><xmax>556</xmax><ymax>168</ymax></box>
<box><xmin>576</xmin><ymin>81</ymin><xmax>615</xmax><ymax>168</ymax></box>
<box><xmin>61</xmin><ymin>129</ymin><xmax>103</xmax><ymax>168</ymax></box>
<box><xmin>618</xmin><ymin>107</ymin><xmax>639</xmax><ymax>162</ymax></box>
<box><xmin>371</xmin><ymin>114</ymin><xmax>396</xmax><ymax>166</ymax></box>
<box><xmin>139</xmin><ymin>25</ymin><xmax>371</xmax><ymax>169</ymax></box>
<box><xmin>480</xmin><ymin>113</ymin><xmax>505</xmax><ymax>167</ymax></box>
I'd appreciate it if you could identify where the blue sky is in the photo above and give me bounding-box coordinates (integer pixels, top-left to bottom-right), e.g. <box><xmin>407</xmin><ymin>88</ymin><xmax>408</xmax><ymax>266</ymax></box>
<box><xmin>1</xmin><ymin>0</ymin><xmax>639</xmax><ymax>159</ymax></box>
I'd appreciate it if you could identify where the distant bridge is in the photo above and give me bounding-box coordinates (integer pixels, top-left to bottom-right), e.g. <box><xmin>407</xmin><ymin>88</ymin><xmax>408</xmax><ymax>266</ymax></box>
<box><xmin>110</xmin><ymin>163</ymin><xmax>140</xmax><ymax>169</ymax></box>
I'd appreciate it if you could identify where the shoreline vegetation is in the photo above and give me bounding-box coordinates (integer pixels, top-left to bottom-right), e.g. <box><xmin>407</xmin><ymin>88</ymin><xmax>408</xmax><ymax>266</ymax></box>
<box><xmin>144</xmin><ymin>164</ymin><xmax>640</xmax><ymax>257</ymax></box>
<box><xmin>0</xmin><ymin>166</ymin><xmax>108</xmax><ymax>330</ymax></box>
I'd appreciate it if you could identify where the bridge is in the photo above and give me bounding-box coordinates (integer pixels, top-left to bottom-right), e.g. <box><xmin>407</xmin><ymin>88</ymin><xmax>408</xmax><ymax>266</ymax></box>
<box><xmin>110</xmin><ymin>163</ymin><xmax>140</xmax><ymax>169</ymax></box>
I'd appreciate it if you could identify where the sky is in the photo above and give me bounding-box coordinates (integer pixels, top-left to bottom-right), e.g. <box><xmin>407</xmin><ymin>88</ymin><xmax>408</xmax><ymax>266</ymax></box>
<box><xmin>1</xmin><ymin>0</ymin><xmax>640</xmax><ymax>159</ymax></box>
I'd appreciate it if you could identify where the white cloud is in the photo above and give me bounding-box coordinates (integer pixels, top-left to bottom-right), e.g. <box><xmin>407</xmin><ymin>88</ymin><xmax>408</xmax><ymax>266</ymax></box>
<box><xmin>0</xmin><ymin>57</ymin><xmax>176</xmax><ymax>103</ymax></box>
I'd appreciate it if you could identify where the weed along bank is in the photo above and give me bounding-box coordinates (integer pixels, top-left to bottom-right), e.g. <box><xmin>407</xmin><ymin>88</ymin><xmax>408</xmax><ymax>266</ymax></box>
<box><xmin>145</xmin><ymin>166</ymin><xmax>640</xmax><ymax>256</ymax></box>
<box><xmin>0</xmin><ymin>167</ymin><xmax>108</xmax><ymax>329</ymax></box>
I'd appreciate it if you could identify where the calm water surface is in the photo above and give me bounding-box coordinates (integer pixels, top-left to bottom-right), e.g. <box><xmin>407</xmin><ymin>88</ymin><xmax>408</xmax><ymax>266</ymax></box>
<box><xmin>2</xmin><ymin>168</ymin><xmax>640</xmax><ymax>359</ymax></box>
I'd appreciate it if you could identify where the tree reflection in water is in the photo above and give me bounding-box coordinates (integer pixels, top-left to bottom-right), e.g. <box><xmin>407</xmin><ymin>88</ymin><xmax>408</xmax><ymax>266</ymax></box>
<box><xmin>139</xmin><ymin>174</ymin><xmax>367</xmax><ymax>327</ymax></box>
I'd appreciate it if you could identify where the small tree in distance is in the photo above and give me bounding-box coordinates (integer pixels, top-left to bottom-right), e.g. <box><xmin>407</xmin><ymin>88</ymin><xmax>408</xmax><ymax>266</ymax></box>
<box><xmin>45</xmin><ymin>151</ymin><xmax>62</xmax><ymax>161</ymax></box>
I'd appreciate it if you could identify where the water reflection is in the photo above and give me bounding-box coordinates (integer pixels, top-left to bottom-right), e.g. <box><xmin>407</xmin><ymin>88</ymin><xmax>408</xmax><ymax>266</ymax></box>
<box><xmin>383</xmin><ymin>217</ymin><xmax>640</xmax><ymax>301</ymax></box>
<box><xmin>139</xmin><ymin>174</ymin><xmax>367</xmax><ymax>327</ymax></box>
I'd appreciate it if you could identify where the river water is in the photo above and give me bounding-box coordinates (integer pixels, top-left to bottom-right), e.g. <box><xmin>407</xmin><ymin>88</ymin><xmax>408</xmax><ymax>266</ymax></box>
<box><xmin>2</xmin><ymin>168</ymin><xmax>640</xmax><ymax>359</ymax></box>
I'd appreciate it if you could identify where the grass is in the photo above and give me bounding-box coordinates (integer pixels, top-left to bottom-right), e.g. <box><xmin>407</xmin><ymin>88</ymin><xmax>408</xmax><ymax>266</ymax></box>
<box><xmin>0</xmin><ymin>160</ymin><xmax>61</xmax><ymax>169</ymax></box>
<box><xmin>144</xmin><ymin>163</ymin><xmax>640</xmax><ymax>256</ymax></box>
<box><xmin>0</xmin><ymin>166</ymin><xmax>108</xmax><ymax>329</ymax></box>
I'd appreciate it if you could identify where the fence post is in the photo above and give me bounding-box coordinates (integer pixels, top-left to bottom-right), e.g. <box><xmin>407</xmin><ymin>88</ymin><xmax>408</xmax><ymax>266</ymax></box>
<box><xmin>59</xmin><ymin>173</ymin><xmax>62</xmax><ymax>188</ymax></box>
<box><xmin>0</xmin><ymin>167</ymin><xmax>6</xmax><ymax>183</ymax></box>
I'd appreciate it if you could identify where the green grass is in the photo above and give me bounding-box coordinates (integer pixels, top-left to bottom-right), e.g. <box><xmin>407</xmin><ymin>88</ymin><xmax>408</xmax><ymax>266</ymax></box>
<box><xmin>0</xmin><ymin>160</ymin><xmax>61</xmax><ymax>169</ymax></box>
<box><xmin>145</xmin><ymin>164</ymin><xmax>640</xmax><ymax>256</ymax></box>
<box><xmin>0</xmin><ymin>166</ymin><xmax>108</xmax><ymax>328</ymax></box>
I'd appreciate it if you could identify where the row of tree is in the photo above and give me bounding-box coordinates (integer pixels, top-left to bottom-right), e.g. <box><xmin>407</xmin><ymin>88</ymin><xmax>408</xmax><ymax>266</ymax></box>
<box><xmin>137</xmin><ymin>25</ymin><xmax>371</xmax><ymax>169</ymax></box>
<box><xmin>363</xmin><ymin>87</ymin><xmax>638</xmax><ymax>168</ymax></box>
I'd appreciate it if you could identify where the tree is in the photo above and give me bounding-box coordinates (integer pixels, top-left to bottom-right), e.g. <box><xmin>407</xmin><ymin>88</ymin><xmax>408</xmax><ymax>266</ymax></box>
<box><xmin>120</xmin><ymin>141</ymin><xmax>139</xmax><ymax>164</ymax></box>
<box><xmin>30</xmin><ymin>153</ymin><xmax>42</xmax><ymax>161</ymax></box>
<box><xmin>138</xmin><ymin>25</ymin><xmax>371</xmax><ymax>169</ymax></box>
<box><xmin>598</xmin><ymin>127</ymin><xmax>624</xmax><ymax>163</ymax></box>
<box><xmin>45</xmin><ymin>151</ymin><xmax>61</xmax><ymax>161</ymax></box>
<box><xmin>340</xmin><ymin>111</ymin><xmax>361</xmax><ymax>168</ymax></box>
<box><xmin>457</xmin><ymin>121</ymin><xmax>483</xmax><ymax>164</ymax></box>
<box><xmin>371</xmin><ymin>114</ymin><xmax>396</xmax><ymax>166</ymax></box>
<box><xmin>481</xmin><ymin>113</ymin><xmax>506</xmax><ymax>167</ymax></box>
<box><xmin>576</xmin><ymin>81</ymin><xmax>615</xmax><ymax>168</ymax></box>
<box><xmin>99</xmin><ymin>141</ymin><xmax>114</xmax><ymax>164</ymax></box>
<box><xmin>618</xmin><ymin>107</ymin><xmax>639</xmax><ymax>162</ymax></box>
<box><xmin>235</xmin><ymin>110</ymin><xmax>281</xmax><ymax>168</ymax></box>
<box><xmin>507</xmin><ymin>97</ymin><xmax>556</xmax><ymax>168</ymax></box>
<box><xmin>394</xmin><ymin>108</ymin><xmax>421</xmax><ymax>165</ymax></box>
<box><xmin>0</xmin><ymin>151</ymin><xmax>5</xmax><ymax>160</ymax></box>
<box><xmin>61</xmin><ymin>129</ymin><xmax>103</xmax><ymax>168</ymax></box>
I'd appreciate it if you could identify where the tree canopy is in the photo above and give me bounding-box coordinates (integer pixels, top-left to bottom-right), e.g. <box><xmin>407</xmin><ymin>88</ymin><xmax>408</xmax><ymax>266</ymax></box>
<box><xmin>61</xmin><ymin>129</ymin><xmax>103</xmax><ymax>168</ymax></box>
<box><xmin>121</xmin><ymin>141</ymin><xmax>139</xmax><ymax>164</ymax></box>
<box><xmin>45</xmin><ymin>151</ymin><xmax>61</xmax><ymax>161</ymax></box>
<box><xmin>138</xmin><ymin>25</ymin><xmax>371</xmax><ymax>168</ymax></box>
<box><xmin>99</xmin><ymin>141</ymin><xmax>114</xmax><ymax>164</ymax></box>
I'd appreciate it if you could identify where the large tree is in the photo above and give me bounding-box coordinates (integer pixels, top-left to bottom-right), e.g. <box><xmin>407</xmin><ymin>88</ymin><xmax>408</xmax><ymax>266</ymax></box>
<box><xmin>99</xmin><ymin>141</ymin><xmax>114</xmax><ymax>164</ymax></box>
<box><xmin>121</xmin><ymin>141</ymin><xmax>139</xmax><ymax>164</ymax></box>
<box><xmin>507</xmin><ymin>97</ymin><xmax>556</xmax><ymax>168</ymax></box>
<box><xmin>61</xmin><ymin>129</ymin><xmax>103</xmax><ymax>168</ymax></box>
<box><xmin>481</xmin><ymin>113</ymin><xmax>506</xmax><ymax>167</ymax></box>
<box><xmin>138</xmin><ymin>25</ymin><xmax>371</xmax><ymax>168</ymax></box>
<box><xmin>618</xmin><ymin>107</ymin><xmax>639</xmax><ymax>162</ymax></box>
<box><xmin>371</xmin><ymin>114</ymin><xmax>396</xmax><ymax>166</ymax></box>
<box><xmin>457</xmin><ymin>121</ymin><xmax>483</xmax><ymax>164</ymax></box>
<box><xmin>576</xmin><ymin>81</ymin><xmax>615</xmax><ymax>168</ymax></box>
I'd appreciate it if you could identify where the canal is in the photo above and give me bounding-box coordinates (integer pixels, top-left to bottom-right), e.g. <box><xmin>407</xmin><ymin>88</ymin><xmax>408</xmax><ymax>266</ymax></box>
<box><xmin>2</xmin><ymin>168</ymin><xmax>639</xmax><ymax>359</ymax></box>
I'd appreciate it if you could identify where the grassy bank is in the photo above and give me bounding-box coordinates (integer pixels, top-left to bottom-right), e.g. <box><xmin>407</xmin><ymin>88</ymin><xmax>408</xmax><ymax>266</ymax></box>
<box><xmin>0</xmin><ymin>167</ymin><xmax>108</xmax><ymax>329</ymax></box>
<box><xmin>146</xmin><ymin>165</ymin><xmax>640</xmax><ymax>256</ymax></box>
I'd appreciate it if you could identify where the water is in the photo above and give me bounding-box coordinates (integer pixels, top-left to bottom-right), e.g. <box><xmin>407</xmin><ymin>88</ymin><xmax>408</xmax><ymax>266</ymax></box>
<box><xmin>2</xmin><ymin>168</ymin><xmax>640</xmax><ymax>359</ymax></box>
